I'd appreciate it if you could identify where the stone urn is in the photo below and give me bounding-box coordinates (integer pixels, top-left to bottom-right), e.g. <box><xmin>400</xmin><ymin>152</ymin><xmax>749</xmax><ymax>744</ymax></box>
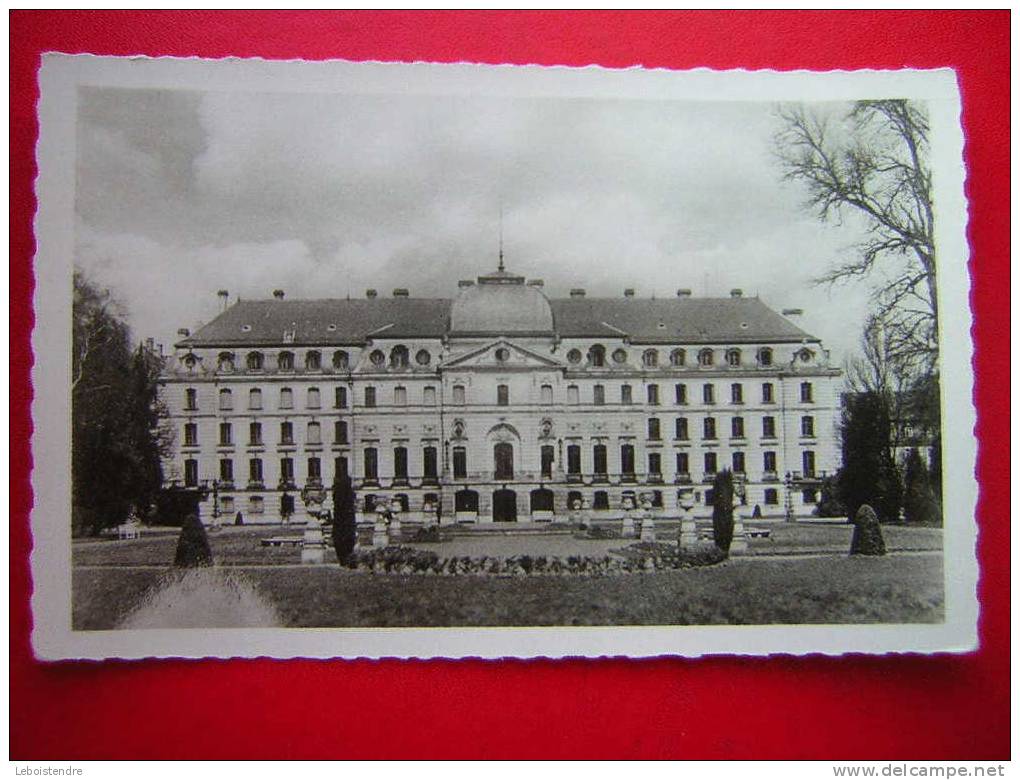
<box><xmin>621</xmin><ymin>495</ymin><xmax>637</xmax><ymax>538</ymax></box>
<box><xmin>372</xmin><ymin>503</ymin><xmax>390</xmax><ymax>548</ymax></box>
<box><xmin>299</xmin><ymin>485</ymin><xmax>329</xmax><ymax>564</ymax></box>
<box><xmin>729</xmin><ymin>487</ymin><xmax>749</xmax><ymax>555</ymax></box>
<box><xmin>639</xmin><ymin>495</ymin><xmax>656</xmax><ymax>542</ymax></box>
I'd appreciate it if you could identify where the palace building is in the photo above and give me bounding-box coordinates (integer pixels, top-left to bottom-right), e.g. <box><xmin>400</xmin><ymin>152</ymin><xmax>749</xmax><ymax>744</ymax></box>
<box><xmin>160</xmin><ymin>261</ymin><xmax>842</xmax><ymax>525</ymax></box>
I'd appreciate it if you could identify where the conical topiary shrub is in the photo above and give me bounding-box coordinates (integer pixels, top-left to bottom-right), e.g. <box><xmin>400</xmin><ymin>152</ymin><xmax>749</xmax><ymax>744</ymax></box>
<box><xmin>850</xmin><ymin>504</ymin><xmax>886</xmax><ymax>556</ymax></box>
<box><xmin>711</xmin><ymin>469</ymin><xmax>735</xmax><ymax>554</ymax></box>
<box><xmin>174</xmin><ymin>513</ymin><xmax>213</xmax><ymax>567</ymax></box>
<box><xmin>332</xmin><ymin>473</ymin><xmax>357</xmax><ymax>564</ymax></box>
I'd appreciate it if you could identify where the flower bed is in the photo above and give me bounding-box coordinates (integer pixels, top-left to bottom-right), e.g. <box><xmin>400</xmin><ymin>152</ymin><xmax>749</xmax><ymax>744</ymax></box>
<box><xmin>342</xmin><ymin>543</ymin><xmax>725</xmax><ymax>576</ymax></box>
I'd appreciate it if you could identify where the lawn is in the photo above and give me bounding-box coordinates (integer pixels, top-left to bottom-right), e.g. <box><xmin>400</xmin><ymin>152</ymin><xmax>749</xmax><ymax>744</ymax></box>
<box><xmin>72</xmin><ymin>553</ymin><xmax>944</xmax><ymax>630</ymax></box>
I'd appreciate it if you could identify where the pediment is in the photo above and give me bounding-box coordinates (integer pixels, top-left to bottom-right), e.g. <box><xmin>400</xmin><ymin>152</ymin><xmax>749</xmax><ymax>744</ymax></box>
<box><xmin>441</xmin><ymin>340</ymin><xmax>561</xmax><ymax>370</ymax></box>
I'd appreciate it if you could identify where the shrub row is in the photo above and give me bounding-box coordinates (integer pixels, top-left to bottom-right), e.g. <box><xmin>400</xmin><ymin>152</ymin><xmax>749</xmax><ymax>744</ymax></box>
<box><xmin>342</xmin><ymin>544</ymin><xmax>725</xmax><ymax>576</ymax></box>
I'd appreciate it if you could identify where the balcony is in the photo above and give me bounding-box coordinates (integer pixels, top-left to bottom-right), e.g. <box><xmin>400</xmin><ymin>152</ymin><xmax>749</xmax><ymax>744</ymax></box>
<box><xmin>646</xmin><ymin>472</ymin><xmax>663</xmax><ymax>484</ymax></box>
<box><xmin>566</xmin><ymin>473</ymin><xmax>583</xmax><ymax>484</ymax></box>
<box><xmin>247</xmin><ymin>481</ymin><xmax>265</xmax><ymax>490</ymax></box>
<box><xmin>762</xmin><ymin>471</ymin><xmax>779</xmax><ymax>482</ymax></box>
<box><xmin>674</xmin><ymin>473</ymin><xmax>692</xmax><ymax>484</ymax></box>
<box><xmin>591</xmin><ymin>472</ymin><xmax>609</xmax><ymax>484</ymax></box>
<box><xmin>278</xmin><ymin>479</ymin><xmax>297</xmax><ymax>491</ymax></box>
<box><xmin>620</xmin><ymin>472</ymin><xmax>637</xmax><ymax>484</ymax></box>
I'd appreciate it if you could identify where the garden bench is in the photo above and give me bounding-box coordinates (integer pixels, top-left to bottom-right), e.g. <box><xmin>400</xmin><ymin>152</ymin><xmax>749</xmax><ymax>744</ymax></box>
<box><xmin>260</xmin><ymin>536</ymin><xmax>303</xmax><ymax>547</ymax></box>
<box><xmin>117</xmin><ymin>522</ymin><xmax>140</xmax><ymax>540</ymax></box>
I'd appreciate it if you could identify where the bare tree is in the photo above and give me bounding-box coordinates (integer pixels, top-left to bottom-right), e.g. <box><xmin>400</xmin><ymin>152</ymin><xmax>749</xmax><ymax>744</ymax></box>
<box><xmin>776</xmin><ymin>100</ymin><xmax>936</xmax><ymax>375</ymax></box>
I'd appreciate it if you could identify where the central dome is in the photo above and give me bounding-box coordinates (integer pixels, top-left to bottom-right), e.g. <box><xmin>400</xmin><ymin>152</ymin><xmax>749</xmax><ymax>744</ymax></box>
<box><xmin>449</xmin><ymin>266</ymin><xmax>554</xmax><ymax>335</ymax></box>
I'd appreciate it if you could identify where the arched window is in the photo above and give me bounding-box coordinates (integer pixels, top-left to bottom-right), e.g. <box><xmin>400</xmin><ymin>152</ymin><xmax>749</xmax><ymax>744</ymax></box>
<box><xmin>277</xmin><ymin>351</ymin><xmax>294</xmax><ymax>371</ymax></box>
<box><xmin>670</xmin><ymin>348</ymin><xmax>686</xmax><ymax>367</ymax></box>
<box><xmin>455</xmin><ymin>489</ymin><xmax>479</xmax><ymax>513</ymax></box>
<box><xmin>332</xmin><ymin>350</ymin><xmax>349</xmax><ymax>370</ymax></box>
<box><xmin>307</xmin><ymin>422</ymin><xmax>321</xmax><ymax>445</ymax></box>
<box><xmin>530</xmin><ymin>488</ymin><xmax>554</xmax><ymax>513</ymax></box>
<box><xmin>248</xmin><ymin>388</ymin><xmax>262</xmax><ymax>410</ymax></box>
<box><xmin>698</xmin><ymin>348</ymin><xmax>714</xmax><ymax>367</ymax></box>
<box><xmin>612</xmin><ymin>348</ymin><xmax>628</xmax><ymax>364</ymax></box>
<box><xmin>390</xmin><ymin>345</ymin><xmax>409</xmax><ymax>368</ymax></box>
<box><xmin>218</xmin><ymin>388</ymin><xmax>233</xmax><ymax>410</ymax></box>
<box><xmin>567</xmin><ymin>348</ymin><xmax>582</xmax><ymax>365</ymax></box>
<box><xmin>217</xmin><ymin>352</ymin><xmax>235</xmax><ymax>372</ymax></box>
<box><xmin>369</xmin><ymin>349</ymin><xmax>385</xmax><ymax>367</ymax></box>
<box><xmin>726</xmin><ymin>349</ymin><xmax>741</xmax><ymax>367</ymax></box>
<box><xmin>307</xmin><ymin>387</ymin><xmax>320</xmax><ymax>408</ymax></box>
<box><xmin>494</xmin><ymin>442</ymin><xmax>514</xmax><ymax>480</ymax></box>
<box><xmin>415</xmin><ymin>349</ymin><xmax>431</xmax><ymax>366</ymax></box>
<box><xmin>588</xmin><ymin>344</ymin><xmax>606</xmax><ymax>367</ymax></box>
<box><xmin>758</xmin><ymin>347</ymin><xmax>773</xmax><ymax>366</ymax></box>
<box><xmin>305</xmin><ymin>351</ymin><xmax>321</xmax><ymax>371</ymax></box>
<box><xmin>642</xmin><ymin>349</ymin><xmax>659</xmax><ymax>368</ymax></box>
<box><xmin>279</xmin><ymin>387</ymin><xmax>293</xmax><ymax>409</ymax></box>
<box><xmin>246</xmin><ymin>351</ymin><xmax>264</xmax><ymax>371</ymax></box>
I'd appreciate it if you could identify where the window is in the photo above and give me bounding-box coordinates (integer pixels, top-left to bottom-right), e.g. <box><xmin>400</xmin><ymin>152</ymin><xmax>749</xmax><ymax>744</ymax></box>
<box><xmin>593</xmin><ymin>444</ymin><xmax>607</xmax><ymax>476</ymax></box>
<box><xmin>670</xmin><ymin>349</ymin><xmax>686</xmax><ymax>367</ymax></box>
<box><xmin>334</xmin><ymin>420</ymin><xmax>348</xmax><ymax>444</ymax></box>
<box><xmin>567</xmin><ymin>349</ymin><xmax>582</xmax><ymax>364</ymax></box>
<box><xmin>647</xmin><ymin>418</ymin><xmax>661</xmax><ymax>440</ymax></box>
<box><xmin>537</xmin><ymin>384</ymin><xmax>552</xmax><ymax>405</ymax></box>
<box><xmin>802</xmin><ymin>450</ymin><xmax>816</xmax><ymax>477</ymax></box>
<box><xmin>307</xmin><ymin>422</ymin><xmax>321</xmax><ymax>445</ymax></box>
<box><xmin>675</xmin><ymin>417</ymin><xmax>689</xmax><ymax>440</ymax></box>
<box><xmin>394</xmin><ymin>386</ymin><xmax>407</xmax><ymax>406</ymax></box>
<box><xmin>220</xmin><ymin>496</ymin><xmax>234</xmax><ymax>515</ymax></box>
<box><xmin>593</xmin><ymin>491</ymin><xmax>609</xmax><ymax>510</ymax></box>
<box><xmin>307</xmin><ymin>387</ymin><xmax>321</xmax><ymax>408</ymax></box>
<box><xmin>762</xmin><ymin>416</ymin><xmax>776</xmax><ymax>438</ymax></box>
<box><xmin>731</xmin><ymin>383</ymin><xmax>743</xmax><ymax>404</ymax></box>
<box><xmin>305</xmin><ymin>351</ymin><xmax>321</xmax><ymax>371</ymax></box>
<box><xmin>588</xmin><ymin>344</ymin><xmax>606</xmax><ymax>367</ymax></box>
<box><xmin>394</xmin><ymin>447</ymin><xmax>408</xmax><ymax>481</ymax></box>
<box><xmin>246</xmin><ymin>352</ymin><xmax>264</xmax><ymax>371</ymax></box>
<box><xmin>642</xmin><ymin>349</ymin><xmax>659</xmax><ymax>368</ymax></box>
<box><xmin>308</xmin><ymin>457</ymin><xmax>321</xmax><ymax>481</ymax></box>
<box><xmin>280</xmin><ymin>422</ymin><xmax>294</xmax><ymax>445</ymax></box>
<box><xmin>731</xmin><ymin>417</ymin><xmax>745</xmax><ymax>439</ymax></box>
<box><xmin>185</xmin><ymin>388</ymin><xmax>198</xmax><ymax>410</ymax></box>
<box><xmin>184</xmin><ymin>423</ymin><xmax>198</xmax><ymax>447</ymax></box>
<box><xmin>453</xmin><ymin>385</ymin><xmax>466</xmax><ymax>405</ymax></box>
<box><xmin>675</xmin><ymin>383</ymin><xmax>688</xmax><ymax>405</ymax></box>
<box><xmin>648</xmin><ymin>452</ymin><xmax>662</xmax><ymax>477</ymax></box>
<box><xmin>218</xmin><ymin>352</ymin><xmax>235</xmax><ymax>372</ymax></box>
<box><xmin>334</xmin><ymin>456</ymin><xmax>349</xmax><ymax>480</ymax></box>
<box><xmin>762</xmin><ymin>382</ymin><xmax>775</xmax><ymax>403</ymax></box>
<box><xmin>732</xmin><ymin>451</ymin><xmax>746</xmax><ymax>474</ymax></box>
<box><xmin>280</xmin><ymin>388</ymin><xmax>293</xmax><ymax>409</ymax></box>
<box><xmin>620</xmin><ymin>444</ymin><xmax>636</xmax><ymax>476</ymax></box>
<box><xmin>802</xmin><ymin>488</ymin><xmax>818</xmax><ymax>504</ymax></box>
<box><xmin>494</xmin><ymin>442</ymin><xmax>514</xmax><ymax>480</ymax></box>
<box><xmin>184</xmin><ymin>459</ymin><xmax>198</xmax><ymax>487</ymax></box>
<box><xmin>249</xmin><ymin>495</ymin><xmax>265</xmax><ymax>515</ymax></box>
<box><xmin>621</xmin><ymin>384</ymin><xmax>633</xmax><ymax>404</ymax></box>
<box><xmin>764</xmin><ymin>488</ymin><xmax>779</xmax><ymax>505</ymax></box>
<box><xmin>423</xmin><ymin>386</ymin><xmax>437</xmax><ymax>406</ymax></box>
<box><xmin>698</xmin><ymin>348</ymin><xmax>713</xmax><ymax>367</ymax></box>
<box><xmin>541</xmin><ymin>445</ymin><xmax>555</xmax><ymax>478</ymax></box>
<box><xmin>567</xmin><ymin>444</ymin><xmax>581</xmax><ymax>475</ymax></box>
<box><xmin>764</xmin><ymin>451</ymin><xmax>777</xmax><ymax>473</ymax></box>
<box><xmin>335</xmin><ymin>386</ymin><xmax>348</xmax><ymax>408</ymax></box>
<box><xmin>612</xmin><ymin>348</ymin><xmax>628</xmax><ymax>364</ymax></box>
<box><xmin>280</xmin><ymin>457</ymin><xmax>294</xmax><ymax>484</ymax></box>
<box><xmin>497</xmin><ymin>384</ymin><xmax>509</xmax><ymax>406</ymax></box>
<box><xmin>248</xmin><ymin>388</ymin><xmax>262</xmax><ymax>410</ymax></box>
<box><xmin>800</xmin><ymin>382</ymin><xmax>814</xmax><ymax>403</ymax></box>
<box><xmin>703</xmin><ymin>417</ymin><xmax>716</xmax><ymax>439</ymax></box>
<box><xmin>453</xmin><ymin>447</ymin><xmax>467</xmax><ymax>479</ymax></box>
<box><xmin>801</xmin><ymin>415</ymin><xmax>815</xmax><ymax>437</ymax></box>
<box><xmin>758</xmin><ymin>347</ymin><xmax>773</xmax><ymax>366</ymax></box>
<box><xmin>390</xmin><ymin>345</ymin><xmax>409</xmax><ymax>368</ymax></box>
<box><xmin>249</xmin><ymin>422</ymin><xmax>262</xmax><ymax>446</ymax></box>
<box><xmin>332</xmin><ymin>351</ymin><xmax>349</xmax><ymax>370</ymax></box>
<box><xmin>369</xmin><ymin>350</ymin><xmax>385</xmax><ymax>367</ymax></box>
<box><xmin>219</xmin><ymin>422</ymin><xmax>232</xmax><ymax>446</ymax></box>
<box><xmin>364</xmin><ymin>386</ymin><xmax>376</xmax><ymax>407</ymax></box>
<box><xmin>726</xmin><ymin>349</ymin><xmax>741</xmax><ymax>367</ymax></box>
<box><xmin>219</xmin><ymin>389</ymin><xmax>233</xmax><ymax>410</ymax></box>
<box><xmin>593</xmin><ymin>384</ymin><xmax>605</xmax><ymax>405</ymax></box>
<box><xmin>415</xmin><ymin>349</ymin><xmax>431</xmax><ymax>366</ymax></box>
<box><xmin>423</xmin><ymin>446</ymin><xmax>438</xmax><ymax>479</ymax></box>
<box><xmin>703</xmin><ymin>384</ymin><xmax>715</xmax><ymax>404</ymax></box>
<box><xmin>249</xmin><ymin>458</ymin><xmax>263</xmax><ymax>484</ymax></box>
<box><xmin>278</xmin><ymin>351</ymin><xmax>294</xmax><ymax>371</ymax></box>
<box><xmin>676</xmin><ymin>452</ymin><xmax>690</xmax><ymax>475</ymax></box>
<box><xmin>567</xmin><ymin>385</ymin><xmax>580</xmax><ymax>404</ymax></box>
<box><xmin>704</xmin><ymin>452</ymin><xmax>717</xmax><ymax>475</ymax></box>
<box><xmin>364</xmin><ymin>448</ymin><xmax>378</xmax><ymax>481</ymax></box>
<box><xmin>647</xmin><ymin>384</ymin><xmax>660</xmax><ymax>405</ymax></box>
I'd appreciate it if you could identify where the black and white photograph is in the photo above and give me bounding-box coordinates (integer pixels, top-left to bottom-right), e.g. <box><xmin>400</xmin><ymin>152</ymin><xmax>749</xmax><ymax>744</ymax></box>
<box><xmin>31</xmin><ymin>56</ymin><xmax>976</xmax><ymax>659</ymax></box>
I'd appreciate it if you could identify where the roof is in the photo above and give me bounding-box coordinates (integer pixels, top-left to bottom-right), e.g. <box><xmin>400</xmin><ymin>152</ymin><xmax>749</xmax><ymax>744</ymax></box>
<box><xmin>179</xmin><ymin>294</ymin><xmax>816</xmax><ymax>347</ymax></box>
<box><xmin>449</xmin><ymin>271</ymin><xmax>555</xmax><ymax>335</ymax></box>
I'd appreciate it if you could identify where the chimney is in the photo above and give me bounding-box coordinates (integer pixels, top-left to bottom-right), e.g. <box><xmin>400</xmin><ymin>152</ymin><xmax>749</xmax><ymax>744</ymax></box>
<box><xmin>217</xmin><ymin>289</ymin><xmax>229</xmax><ymax>311</ymax></box>
<box><xmin>730</xmin><ymin>288</ymin><xmax>743</xmax><ymax>298</ymax></box>
<box><xmin>458</xmin><ymin>280</ymin><xmax>475</xmax><ymax>288</ymax></box>
<box><xmin>676</xmin><ymin>288</ymin><xmax>692</xmax><ymax>298</ymax></box>
<box><xmin>272</xmin><ymin>289</ymin><xmax>285</xmax><ymax>300</ymax></box>
<box><xmin>623</xmin><ymin>288</ymin><xmax>635</xmax><ymax>298</ymax></box>
<box><xmin>570</xmin><ymin>288</ymin><xmax>586</xmax><ymax>298</ymax></box>
<box><xmin>392</xmin><ymin>288</ymin><xmax>409</xmax><ymax>298</ymax></box>
<box><xmin>783</xmin><ymin>308</ymin><xmax>804</xmax><ymax>318</ymax></box>
<box><xmin>177</xmin><ymin>328</ymin><xmax>190</xmax><ymax>337</ymax></box>
<box><xmin>365</xmin><ymin>289</ymin><xmax>378</xmax><ymax>299</ymax></box>
<box><xmin>527</xmin><ymin>279</ymin><xmax>544</xmax><ymax>287</ymax></box>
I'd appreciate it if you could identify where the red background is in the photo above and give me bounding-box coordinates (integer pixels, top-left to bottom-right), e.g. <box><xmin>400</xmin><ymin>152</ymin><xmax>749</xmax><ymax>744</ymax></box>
<box><xmin>9</xmin><ymin>11</ymin><xmax>1010</xmax><ymax>760</ymax></box>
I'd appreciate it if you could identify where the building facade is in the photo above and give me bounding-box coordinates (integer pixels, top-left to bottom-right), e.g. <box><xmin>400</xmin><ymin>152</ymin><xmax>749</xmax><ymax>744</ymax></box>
<box><xmin>160</xmin><ymin>264</ymin><xmax>842</xmax><ymax>525</ymax></box>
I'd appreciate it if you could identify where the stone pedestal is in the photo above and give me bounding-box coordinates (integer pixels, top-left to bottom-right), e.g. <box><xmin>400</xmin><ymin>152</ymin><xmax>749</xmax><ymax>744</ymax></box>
<box><xmin>371</xmin><ymin>518</ymin><xmax>389</xmax><ymax>548</ymax></box>
<box><xmin>389</xmin><ymin>517</ymin><xmax>402</xmax><ymax>543</ymax></box>
<box><xmin>639</xmin><ymin>515</ymin><xmax>656</xmax><ymax>542</ymax></box>
<box><xmin>621</xmin><ymin>513</ymin><xmax>637</xmax><ymax>538</ymax></box>
<box><xmin>730</xmin><ymin>511</ymin><xmax>750</xmax><ymax>555</ymax></box>
<box><xmin>301</xmin><ymin>521</ymin><xmax>326</xmax><ymax>564</ymax></box>
<box><xmin>679</xmin><ymin>511</ymin><xmax>698</xmax><ymax>550</ymax></box>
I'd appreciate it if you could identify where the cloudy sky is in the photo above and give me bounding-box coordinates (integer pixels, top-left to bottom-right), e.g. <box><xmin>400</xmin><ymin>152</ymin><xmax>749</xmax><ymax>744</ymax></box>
<box><xmin>75</xmin><ymin>84</ymin><xmax>875</xmax><ymax>362</ymax></box>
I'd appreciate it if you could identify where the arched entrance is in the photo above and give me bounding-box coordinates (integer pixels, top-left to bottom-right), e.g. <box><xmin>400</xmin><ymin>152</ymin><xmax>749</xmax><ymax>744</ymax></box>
<box><xmin>493</xmin><ymin>489</ymin><xmax>517</xmax><ymax>523</ymax></box>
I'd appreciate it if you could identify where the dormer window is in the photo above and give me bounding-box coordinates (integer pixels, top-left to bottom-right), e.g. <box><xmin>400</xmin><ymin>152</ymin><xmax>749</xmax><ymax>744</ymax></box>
<box><xmin>758</xmin><ymin>347</ymin><xmax>773</xmax><ymax>366</ymax></box>
<box><xmin>369</xmin><ymin>350</ymin><xmax>385</xmax><ymax>367</ymax></box>
<box><xmin>642</xmin><ymin>349</ymin><xmax>658</xmax><ymax>368</ymax></box>
<box><xmin>390</xmin><ymin>345</ymin><xmax>409</xmax><ymax>368</ymax></box>
<box><xmin>698</xmin><ymin>348</ymin><xmax>714</xmax><ymax>367</ymax></box>
<box><xmin>332</xmin><ymin>350</ymin><xmax>349</xmax><ymax>370</ymax></box>
<box><xmin>277</xmin><ymin>351</ymin><xmax>295</xmax><ymax>371</ymax></box>
<box><xmin>217</xmin><ymin>352</ymin><xmax>235</xmax><ymax>372</ymax></box>
<box><xmin>305</xmin><ymin>351</ymin><xmax>321</xmax><ymax>371</ymax></box>
<box><xmin>726</xmin><ymin>349</ymin><xmax>741</xmax><ymax>367</ymax></box>
<box><xmin>567</xmin><ymin>349</ymin><xmax>582</xmax><ymax>365</ymax></box>
<box><xmin>588</xmin><ymin>344</ymin><xmax>606</xmax><ymax>367</ymax></box>
<box><xmin>246</xmin><ymin>351</ymin><xmax>264</xmax><ymax>371</ymax></box>
<box><xmin>612</xmin><ymin>348</ymin><xmax>628</xmax><ymax>364</ymax></box>
<box><xmin>415</xmin><ymin>349</ymin><xmax>431</xmax><ymax>366</ymax></box>
<box><xmin>670</xmin><ymin>349</ymin><xmax>685</xmax><ymax>367</ymax></box>
<box><xmin>182</xmin><ymin>354</ymin><xmax>198</xmax><ymax>372</ymax></box>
